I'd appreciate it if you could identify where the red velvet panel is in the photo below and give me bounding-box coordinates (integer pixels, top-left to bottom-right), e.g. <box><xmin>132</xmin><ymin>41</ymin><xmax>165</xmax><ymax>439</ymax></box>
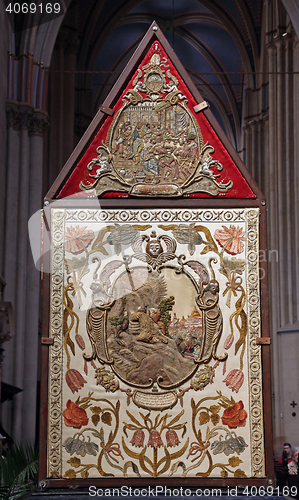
<box><xmin>58</xmin><ymin>42</ymin><xmax>255</xmax><ymax>199</ymax></box>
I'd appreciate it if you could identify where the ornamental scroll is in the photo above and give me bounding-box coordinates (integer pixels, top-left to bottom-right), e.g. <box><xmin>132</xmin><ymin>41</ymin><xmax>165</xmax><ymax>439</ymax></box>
<box><xmin>47</xmin><ymin>208</ymin><xmax>265</xmax><ymax>480</ymax></box>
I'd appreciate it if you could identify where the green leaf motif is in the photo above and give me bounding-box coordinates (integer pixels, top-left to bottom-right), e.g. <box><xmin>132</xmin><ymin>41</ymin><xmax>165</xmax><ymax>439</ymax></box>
<box><xmin>65</xmin><ymin>257</ymin><xmax>88</xmax><ymax>274</ymax></box>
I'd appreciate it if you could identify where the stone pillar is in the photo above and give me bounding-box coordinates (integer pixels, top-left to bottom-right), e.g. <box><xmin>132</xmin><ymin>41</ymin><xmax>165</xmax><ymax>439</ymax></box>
<box><xmin>20</xmin><ymin>112</ymin><xmax>48</xmax><ymax>443</ymax></box>
<box><xmin>2</xmin><ymin>101</ymin><xmax>49</xmax><ymax>444</ymax></box>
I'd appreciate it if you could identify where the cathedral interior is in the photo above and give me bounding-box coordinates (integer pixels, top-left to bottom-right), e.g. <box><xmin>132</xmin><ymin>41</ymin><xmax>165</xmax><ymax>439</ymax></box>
<box><xmin>1</xmin><ymin>0</ymin><xmax>299</xmax><ymax>459</ymax></box>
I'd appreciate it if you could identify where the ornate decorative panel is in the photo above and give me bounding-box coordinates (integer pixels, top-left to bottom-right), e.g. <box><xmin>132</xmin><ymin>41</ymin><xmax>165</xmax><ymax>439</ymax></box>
<box><xmin>47</xmin><ymin>208</ymin><xmax>265</xmax><ymax>480</ymax></box>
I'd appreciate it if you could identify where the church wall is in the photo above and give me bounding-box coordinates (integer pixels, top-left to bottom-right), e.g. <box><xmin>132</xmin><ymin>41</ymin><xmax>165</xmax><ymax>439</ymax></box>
<box><xmin>0</xmin><ymin>2</ymin><xmax>9</xmax><ymax>277</ymax></box>
<box><xmin>243</xmin><ymin>0</ymin><xmax>299</xmax><ymax>453</ymax></box>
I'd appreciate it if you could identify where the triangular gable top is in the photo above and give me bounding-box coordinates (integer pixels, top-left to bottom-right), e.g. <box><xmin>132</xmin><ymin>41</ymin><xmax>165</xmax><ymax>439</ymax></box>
<box><xmin>47</xmin><ymin>22</ymin><xmax>264</xmax><ymax>202</ymax></box>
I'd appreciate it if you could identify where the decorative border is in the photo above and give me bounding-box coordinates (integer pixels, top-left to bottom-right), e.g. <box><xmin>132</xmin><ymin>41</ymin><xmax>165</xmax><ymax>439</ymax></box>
<box><xmin>245</xmin><ymin>208</ymin><xmax>265</xmax><ymax>477</ymax></box>
<box><xmin>47</xmin><ymin>210</ymin><xmax>65</xmax><ymax>477</ymax></box>
<box><xmin>47</xmin><ymin>208</ymin><xmax>265</xmax><ymax>478</ymax></box>
<box><xmin>64</xmin><ymin>209</ymin><xmax>245</xmax><ymax>224</ymax></box>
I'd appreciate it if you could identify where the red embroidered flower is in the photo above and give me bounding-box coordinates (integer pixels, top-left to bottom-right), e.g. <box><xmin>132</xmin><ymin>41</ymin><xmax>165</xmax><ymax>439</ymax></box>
<box><xmin>63</xmin><ymin>400</ymin><xmax>89</xmax><ymax>429</ymax></box>
<box><xmin>130</xmin><ymin>429</ymin><xmax>145</xmax><ymax>448</ymax></box>
<box><xmin>147</xmin><ymin>430</ymin><xmax>163</xmax><ymax>448</ymax></box>
<box><xmin>65</xmin><ymin>226</ymin><xmax>95</xmax><ymax>255</ymax></box>
<box><xmin>223</xmin><ymin>369</ymin><xmax>244</xmax><ymax>393</ymax></box>
<box><xmin>214</xmin><ymin>225</ymin><xmax>245</xmax><ymax>255</ymax></box>
<box><xmin>166</xmin><ymin>429</ymin><xmax>180</xmax><ymax>447</ymax></box>
<box><xmin>66</xmin><ymin>369</ymin><xmax>87</xmax><ymax>393</ymax></box>
<box><xmin>222</xmin><ymin>401</ymin><xmax>247</xmax><ymax>429</ymax></box>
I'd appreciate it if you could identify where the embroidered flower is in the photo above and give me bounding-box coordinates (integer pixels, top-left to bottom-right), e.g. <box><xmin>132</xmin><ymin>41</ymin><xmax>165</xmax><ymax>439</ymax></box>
<box><xmin>166</xmin><ymin>429</ymin><xmax>180</xmax><ymax>447</ymax></box>
<box><xmin>223</xmin><ymin>369</ymin><xmax>244</xmax><ymax>393</ymax></box>
<box><xmin>95</xmin><ymin>367</ymin><xmax>119</xmax><ymax>392</ymax></box>
<box><xmin>221</xmin><ymin>401</ymin><xmax>247</xmax><ymax>429</ymax></box>
<box><xmin>130</xmin><ymin>429</ymin><xmax>145</xmax><ymax>448</ymax></box>
<box><xmin>147</xmin><ymin>430</ymin><xmax>163</xmax><ymax>448</ymax></box>
<box><xmin>107</xmin><ymin>224</ymin><xmax>138</xmax><ymax>255</ymax></box>
<box><xmin>66</xmin><ymin>369</ymin><xmax>87</xmax><ymax>393</ymax></box>
<box><xmin>190</xmin><ymin>365</ymin><xmax>215</xmax><ymax>391</ymax></box>
<box><xmin>63</xmin><ymin>400</ymin><xmax>89</xmax><ymax>429</ymax></box>
<box><xmin>172</xmin><ymin>224</ymin><xmax>202</xmax><ymax>255</ymax></box>
<box><xmin>65</xmin><ymin>226</ymin><xmax>95</xmax><ymax>255</ymax></box>
<box><xmin>214</xmin><ymin>225</ymin><xmax>245</xmax><ymax>255</ymax></box>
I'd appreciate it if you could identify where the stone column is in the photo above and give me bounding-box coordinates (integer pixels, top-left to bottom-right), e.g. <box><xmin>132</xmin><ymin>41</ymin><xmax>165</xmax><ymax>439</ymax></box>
<box><xmin>2</xmin><ymin>101</ymin><xmax>49</xmax><ymax>444</ymax></box>
<box><xmin>19</xmin><ymin>111</ymin><xmax>49</xmax><ymax>443</ymax></box>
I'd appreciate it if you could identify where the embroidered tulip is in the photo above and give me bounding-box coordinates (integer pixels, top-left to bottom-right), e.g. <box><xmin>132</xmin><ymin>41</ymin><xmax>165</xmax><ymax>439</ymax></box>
<box><xmin>66</xmin><ymin>369</ymin><xmax>87</xmax><ymax>393</ymax></box>
<box><xmin>223</xmin><ymin>369</ymin><xmax>244</xmax><ymax>393</ymax></box>
<box><xmin>130</xmin><ymin>429</ymin><xmax>145</xmax><ymax>448</ymax></box>
<box><xmin>63</xmin><ymin>400</ymin><xmax>88</xmax><ymax>429</ymax></box>
<box><xmin>214</xmin><ymin>225</ymin><xmax>245</xmax><ymax>255</ymax></box>
<box><xmin>166</xmin><ymin>429</ymin><xmax>180</xmax><ymax>447</ymax></box>
<box><xmin>222</xmin><ymin>401</ymin><xmax>247</xmax><ymax>429</ymax></box>
<box><xmin>147</xmin><ymin>430</ymin><xmax>163</xmax><ymax>448</ymax></box>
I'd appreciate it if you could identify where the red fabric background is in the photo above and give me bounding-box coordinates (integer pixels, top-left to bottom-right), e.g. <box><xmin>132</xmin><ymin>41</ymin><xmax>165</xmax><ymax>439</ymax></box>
<box><xmin>58</xmin><ymin>42</ymin><xmax>255</xmax><ymax>199</ymax></box>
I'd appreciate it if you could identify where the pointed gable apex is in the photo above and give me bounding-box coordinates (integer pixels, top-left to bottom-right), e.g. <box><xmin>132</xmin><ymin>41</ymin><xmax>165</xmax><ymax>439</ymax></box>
<box><xmin>46</xmin><ymin>22</ymin><xmax>263</xmax><ymax>202</ymax></box>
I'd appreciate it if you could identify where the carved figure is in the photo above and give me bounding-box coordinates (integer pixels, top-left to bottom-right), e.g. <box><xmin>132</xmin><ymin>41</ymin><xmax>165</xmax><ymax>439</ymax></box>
<box><xmin>130</xmin><ymin>309</ymin><xmax>168</xmax><ymax>344</ymax></box>
<box><xmin>196</xmin><ymin>279</ymin><xmax>225</xmax><ymax>362</ymax></box>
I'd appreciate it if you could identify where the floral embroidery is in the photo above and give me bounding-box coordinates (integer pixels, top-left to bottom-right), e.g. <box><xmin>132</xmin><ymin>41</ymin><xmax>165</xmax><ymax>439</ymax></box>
<box><xmin>147</xmin><ymin>430</ymin><xmax>163</xmax><ymax>448</ymax></box>
<box><xmin>190</xmin><ymin>365</ymin><xmax>215</xmax><ymax>391</ymax></box>
<box><xmin>214</xmin><ymin>225</ymin><xmax>245</xmax><ymax>255</ymax></box>
<box><xmin>223</xmin><ymin>369</ymin><xmax>244</xmax><ymax>393</ymax></box>
<box><xmin>130</xmin><ymin>429</ymin><xmax>145</xmax><ymax>448</ymax></box>
<box><xmin>63</xmin><ymin>400</ymin><xmax>89</xmax><ymax>429</ymax></box>
<box><xmin>95</xmin><ymin>367</ymin><xmax>119</xmax><ymax>392</ymax></box>
<box><xmin>221</xmin><ymin>401</ymin><xmax>247</xmax><ymax>429</ymax></box>
<box><xmin>65</xmin><ymin>226</ymin><xmax>95</xmax><ymax>255</ymax></box>
<box><xmin>65</xmin><ymin>369</ymin><xmax>87</xmax><ymax>393</ymax></box>
<box><xmin>172</xmin><ymin>224</ymin><xmax>202</xmax><ymax>255</ymax></box>
<box><xmin>166</xmin><ymin>429</ymin><xmax>181</xmax><ymax>447</ymax></box>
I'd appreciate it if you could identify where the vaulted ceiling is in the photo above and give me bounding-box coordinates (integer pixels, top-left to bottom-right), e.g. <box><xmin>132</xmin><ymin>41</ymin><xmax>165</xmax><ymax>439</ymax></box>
<box><xmin>59</xmin><ymin>0</ymin><xmax>263</xmax><ymax>149</ymax></box>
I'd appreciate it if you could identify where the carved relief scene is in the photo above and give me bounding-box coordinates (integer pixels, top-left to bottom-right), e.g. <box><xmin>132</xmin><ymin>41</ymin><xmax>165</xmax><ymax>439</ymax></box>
<box><xmin>77</xmin><ymin>42</ymin><xmax>238</xmax><ymax>198</ymax></box>
<box><xmin>48</xmin><ymin>208</ymin><xmax>265</xmax><ymax>480</ymax></box>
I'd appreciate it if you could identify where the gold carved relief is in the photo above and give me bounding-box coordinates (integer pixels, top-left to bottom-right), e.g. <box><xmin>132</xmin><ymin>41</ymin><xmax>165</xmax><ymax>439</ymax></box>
<box><xmin>79</xmin><ymin>45</ymin><xmax>233</xmax><ymax>197</ymax></box>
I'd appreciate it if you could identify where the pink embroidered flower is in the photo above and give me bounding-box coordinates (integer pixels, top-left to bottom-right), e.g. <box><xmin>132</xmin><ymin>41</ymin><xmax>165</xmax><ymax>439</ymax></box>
<box><xmin>147</xmin><ymin>430</ymin><xmax>163</xmax><ymax>448</ymax></box>
<box><xmin>63</xmin><ymin>400</ymin><xmax>88</xmax><ymax>429</ymax></box>
<box><xmin>66</xmin><ymin>368</ymin><xmax>87</xmax><ymax>393</ymax></box>
<box><xmin>166</xmin><ymin>429</ymin><xmax>180</xmax><ymax>447</ymax></box>
<box><xmin>130</xmin><ymin>429</ymin><xmax>145</xmax><ymax>448</ymax></box>
<box><xmin>214</xmin><ymin>225</ymin><xmax>245</xmax><ymax>255</ymax></box>
<box><xmin>65</xmin><ymin>226</ymin><xmax>95</xmax><ymax>255</ymax></box>
<box><xmin>222</xmin><ymin>401</ymin><xmax>247</xmax><ymax>429</ymax></box>
<box><xmin>223</xmin><ymin>369</ymin><xmax>244</xmax><ymax>393</ymax></box>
